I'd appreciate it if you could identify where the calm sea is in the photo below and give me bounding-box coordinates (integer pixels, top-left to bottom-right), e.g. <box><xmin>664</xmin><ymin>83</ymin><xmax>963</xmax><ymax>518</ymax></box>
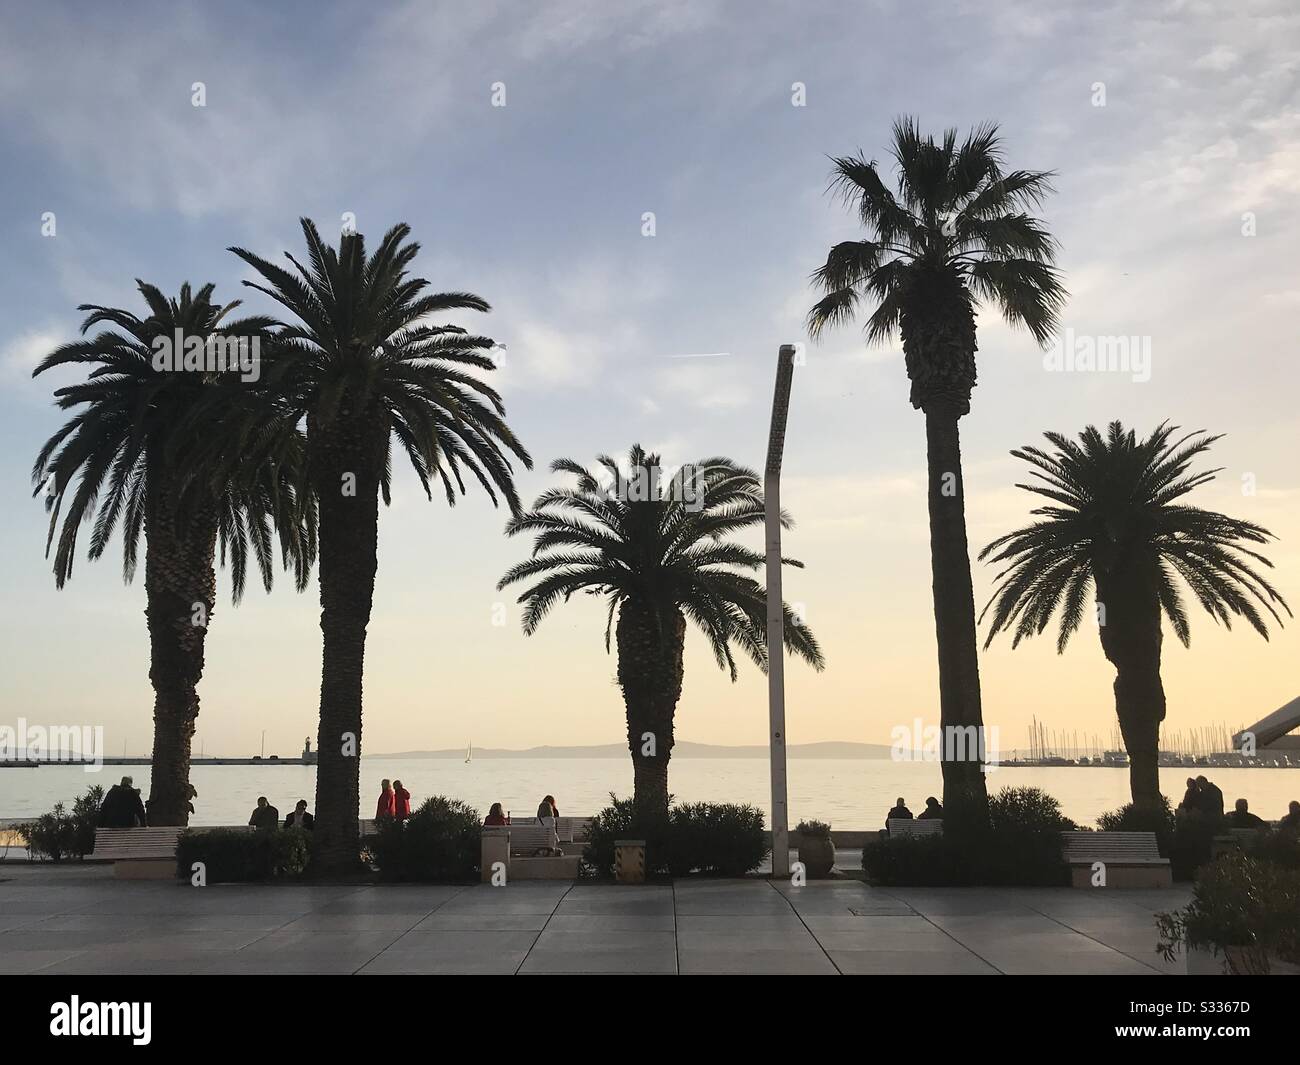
<box><xmin>2</xmin><ymin>758</ymin><xmax>1298</xmax><ymax>830</ymax></box>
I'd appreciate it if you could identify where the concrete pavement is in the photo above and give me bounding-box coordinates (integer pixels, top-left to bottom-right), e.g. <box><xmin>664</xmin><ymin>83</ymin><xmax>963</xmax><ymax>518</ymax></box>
<box><xmin>0</xmin><ymin>863</ymin><xmax>1192</xmax><ymax>975</ymax></box>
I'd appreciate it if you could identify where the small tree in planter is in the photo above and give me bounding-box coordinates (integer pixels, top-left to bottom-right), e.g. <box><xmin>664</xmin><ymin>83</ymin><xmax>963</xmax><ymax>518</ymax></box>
<box><xmin>1155</xmin><ymin>854</ymin><xmax>1300</xmax><ymax>974</ymax></box>
<box><xmin>795</xmin><ymin>819</ymin><xmax>835</xmax><ymax>879</ymax></box>
<box><xmin>17</xmin><ymin>785</ymin><xmax>103</xmax><ymax>861</ymax></box>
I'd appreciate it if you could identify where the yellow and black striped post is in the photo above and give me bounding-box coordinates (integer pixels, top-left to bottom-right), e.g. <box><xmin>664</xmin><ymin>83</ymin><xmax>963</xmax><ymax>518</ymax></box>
<box><xmin>614</xmin><ymin>839</ymin><xmax>646</xmax><ymax>884</ymax></box>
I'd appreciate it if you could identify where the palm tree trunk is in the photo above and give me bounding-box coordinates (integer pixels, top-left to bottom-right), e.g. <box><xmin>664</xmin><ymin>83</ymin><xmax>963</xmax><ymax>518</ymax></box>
<box><xmin>1115</xmin><ymin>667</ymin><xmax>1164</xmax><ymax>807</ymax></box>
<box><xmin>632</xmin><ymin>760</ymin><xmax>670</xmax><ymax>814</ymax></box>
<box><xmin>923</xmin><ymin>400</ymin><xmax>989</xmax><ymax>818</ymax></box>
<box><xmin>617</xmin><ymin>601</ymin><xmax>685</xmax><ymax>821</ymax></box>
<box><xmin>309</xmin><ymin>410</ymin><xmax>387</xmax><ymax>874</ymax></box>
<box><xmin>1097</xmin><ymin>577</ymin><xmax>1166</xmax><ymax>808</ymax></box>
<box><xmin>144</xmin><ymin>478</ymin><xmax>217</xmax><ymax>826</ymax></box>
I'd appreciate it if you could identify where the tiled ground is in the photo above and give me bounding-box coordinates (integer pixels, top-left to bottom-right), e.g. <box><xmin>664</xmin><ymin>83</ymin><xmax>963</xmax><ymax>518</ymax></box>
<box><xmin>0</xmin><ymin>864</ymin><xmax>1193</xmax><ymax>974</ymax></box>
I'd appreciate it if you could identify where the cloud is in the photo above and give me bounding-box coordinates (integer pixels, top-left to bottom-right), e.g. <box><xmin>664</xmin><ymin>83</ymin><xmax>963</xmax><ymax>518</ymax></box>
<box><xmin>0</xmin><ymin>328</ymin><xmax>75</xmax><ymax>406</ymax></box>
<box><xmin>1193</xmin><ymin>45</ymin><xmax>1241</xmax><ymax>71</ymax></box>
<box><xmin>656</xmin><ymin>356</ymin><xmax>755</xmax><ymax>411</ymax></box>
<box><xmin>1</xmin><ymin>329</ymin><xmax>61</xmax><ymax>379</ymax></box>
<box><xmin>503</xmin><ymin>321</ymin><xmax>608</xmax><ymax>388</ymax></box>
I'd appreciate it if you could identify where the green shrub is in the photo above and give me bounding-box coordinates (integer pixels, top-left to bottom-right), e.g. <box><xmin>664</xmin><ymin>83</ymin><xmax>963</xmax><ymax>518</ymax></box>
<box><xmin>863</xmin><ymin>787</ymin><xmax>1070</xmax><ymax>887</ymax></box>
<box><xmin>989</xmin><ymin>786</ymin><xmax>1077</xmax><ymax>833</ymax></box>
<box><xmin>863</xmin><ymin>833</ymin><xmax>969</xmax><ymax>885</ymax></box>
<box><xmin>582</xmin><ymin>794</ymin><xmax>674</xmax><ymax>877</ymax></box>
<box><xmin>17</xmin><ymin>785</ymin><xmax>103</xmax><ymax>861</ymax></box>
<box><xmin>795</xmin><ymin>819</ymin><xmax>832</xmax><ymax>838</ymax></box>
<box><xmin>1253</xmin><ymin>828</ymin><xmax>1300</xmax><ymax>870</ymax></box>
<box><xmin>1097</xmin><ymin>796</ymin><xmax>1175</xmax><ymax>855</ymax></box>
<box><xmin>367</xmin><ymin>796</ymin><xmax>480</xmax><ymax>882</ymax></box>
<box><xmin>175</xmin><ymin>827</ymin><xmax>310</xmax><ymax>882</ymax></box>
<box><xmin>1156</xmin><ymin>854</ymin><xmax>1300</xmax><ymax>971</ymax></box>
<box><xmin>582</xmin><ymin>794</ymin><xmax>767</xmax><ymax>878</ymax></box>
<box><xmin>670</xmin><ymin>802</ymin><xmax>768</xmax><ymax>877</ymax></box>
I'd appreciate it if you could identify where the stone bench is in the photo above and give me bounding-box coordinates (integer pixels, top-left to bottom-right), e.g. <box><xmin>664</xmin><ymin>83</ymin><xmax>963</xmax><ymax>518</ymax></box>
<box><xmin>1061</xmin><ymin>830</ymin><xmax>1171</xmax><ymax>888</ymax></box>
<box><xmin>481</xmin><ymin>825</ymin><xmax>580</xmax><ymax>882</ymax></box>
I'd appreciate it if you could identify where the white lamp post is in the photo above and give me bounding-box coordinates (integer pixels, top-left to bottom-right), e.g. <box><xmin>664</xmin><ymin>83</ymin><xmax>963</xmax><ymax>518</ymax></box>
<box><xmin>765</xmin><ymin>344</ymin><xmax>797</xmax><ymax>878</ymax></box>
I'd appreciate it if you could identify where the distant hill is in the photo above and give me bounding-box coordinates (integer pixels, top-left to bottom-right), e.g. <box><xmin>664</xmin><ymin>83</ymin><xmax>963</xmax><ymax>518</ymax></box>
<box><xmin>373</xmin><ymin>740</ymin><xmax>894</xmax><ymax>760</ymax></box>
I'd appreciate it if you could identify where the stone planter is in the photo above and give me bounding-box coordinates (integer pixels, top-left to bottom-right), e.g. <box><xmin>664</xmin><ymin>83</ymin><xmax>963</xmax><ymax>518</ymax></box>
<box><xmin>797</xmin><ymin>835</ymin><xmax>835</xmax><ymax>878</ymax></box>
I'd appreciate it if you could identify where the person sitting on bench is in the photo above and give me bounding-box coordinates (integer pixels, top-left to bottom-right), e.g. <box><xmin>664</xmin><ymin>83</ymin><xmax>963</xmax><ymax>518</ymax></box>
<box><xmin>917</xmin><ymin>796</ymin><xmax>944</xmax><ymax>820</ymax></box>
<box><xmin>98</xmin><ymin>776</ymin><xmax>147</xmax><ymax>828</ymax></box>
<box><xmin>885</xmin><ymin>797</ymin><xmax>913</xmax><ymax>826</ymax></box>
<box><xmin>1226</xmin><ymin>798</ymin><xmax>1266</xmax><ymax>830</ymax></box>
<box><xmin>249</xmin><ymin>796</ymin><xmax>280</xmax><ymax>831</ymax></box>
<box><xmin>1280</xmin><ymin>800</ymin><xmax>1300</xmax><ymax>833</ymax></box>
<box><xmin>284</xmin><ymin>799</ymin><xmax>313</xmax><ymax>830</ymax></box>
<box><xmin>483</xmin><ymin>803</ymin><xmax>508</xmax><ymax>826</ymax></box>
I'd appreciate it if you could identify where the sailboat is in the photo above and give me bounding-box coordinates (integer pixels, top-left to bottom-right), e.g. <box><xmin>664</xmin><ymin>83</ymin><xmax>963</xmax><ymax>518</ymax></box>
<box><xmin>465</xmin><ymin>742</ymin><xmax>472</xmax><ymax>764</ymax></box>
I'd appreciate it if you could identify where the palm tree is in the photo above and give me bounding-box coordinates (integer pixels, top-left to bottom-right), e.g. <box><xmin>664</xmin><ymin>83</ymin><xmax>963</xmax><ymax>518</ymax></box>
<box><xmin>498</xmin><ymin>446</ymin><xmax>824</xmax><ymax>816</ymax></box>
<box><xmin>229</xmin><ymin>219</ymin><xmax>532</xmax><ymax>871</ymax></box>
<box><xmin>808</xmin><ymin>118</ymin><xmax>1066</xmax><ymax>816</ymax></box>
<box><xmin>979</xmin><ymin>422</ymin><xmax>1290</xmax><ymax>807</ymax></box>
<box><xmin>32</xmin><ymin>281</ymin><xmax>315</xmax><ymax>825</ymax></box>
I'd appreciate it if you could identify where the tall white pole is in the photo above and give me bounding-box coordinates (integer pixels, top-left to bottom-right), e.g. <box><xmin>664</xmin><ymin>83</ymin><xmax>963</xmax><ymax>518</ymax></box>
<box><xmin>765</xmin><ymin>344</ymin><xmax>797</xmax><ymax>879</ymax></box>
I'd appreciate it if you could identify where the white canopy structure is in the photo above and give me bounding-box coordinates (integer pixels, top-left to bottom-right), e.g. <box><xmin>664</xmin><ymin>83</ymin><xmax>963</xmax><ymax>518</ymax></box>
<box><xmin>1233</xmin><ymin>695</ymin><xmax>1300</xmax><ymax>750</ymax></box>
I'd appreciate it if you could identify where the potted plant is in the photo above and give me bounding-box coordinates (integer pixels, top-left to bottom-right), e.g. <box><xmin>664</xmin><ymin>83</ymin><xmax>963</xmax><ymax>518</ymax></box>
<box><xmin>795</xmin><ymin>819</ymin><xmax>835</xmax><ymax>879</ymax></box>
<box><xmin>1155</xmin><ymin>853</ymin><xmax>1300</xmax><ymax>974</ymax></box>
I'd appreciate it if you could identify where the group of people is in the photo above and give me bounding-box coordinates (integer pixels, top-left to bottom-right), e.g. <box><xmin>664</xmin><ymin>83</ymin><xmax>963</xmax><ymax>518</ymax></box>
<box><xmin>1178</xmin><ymin>775</ymin><xmax>1299</xmax><ymax>831</ymax></box>
<box><xmin>248</xmin><ymin>797</ymin><xmax>314</xmax><ymax>830</ymax></box>
<box><xmin>376</xmin><ymin>779</ymin><xmax>412</xmax><ymax>821</ymax></box>
<box><xmin>885</xmin><ymin>796</ymin><xmax>943</xmax><ymax>826</ymax></box>
<box><xmin>483</xmin><ymin>795</ymin><xmax>559</xmax><ymax>826</ymax></box>
<box><xmin>885</xmin><ymin>783</ymin><xmax>1299</xmax><ymax>833</ymax></box>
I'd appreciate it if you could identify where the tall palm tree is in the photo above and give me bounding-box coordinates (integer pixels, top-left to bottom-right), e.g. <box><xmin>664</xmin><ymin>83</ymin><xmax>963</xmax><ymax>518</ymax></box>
<box><xmin>229</xmin><ymin>219</ymin><xmax>532</xmax><ymax>871</ymax></box>
<box><xmin>32</xmin><ymin>281</ymin><xmax>315</xmax><ymax>825</ymax></box>
<box><xmin>979</xmin><ymin>422</ymin><xmax>1289</xmax><ymax>807</ymax></box>
<box><xmin>808</xmin><ymin>118</ymin><xmax>1066</xmax><ymax>816</ymax></box>
<box><xmin>498</xmin><ymin>446</ymin><xmax>824</xmax><ymax>815</ymax></box>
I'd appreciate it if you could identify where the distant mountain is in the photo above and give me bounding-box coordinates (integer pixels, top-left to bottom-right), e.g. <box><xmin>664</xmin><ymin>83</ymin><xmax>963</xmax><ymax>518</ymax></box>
<box><xmin>373</xmin><ymin>740</ymin><xmax>894</xmax><ymax>760</ymax></box>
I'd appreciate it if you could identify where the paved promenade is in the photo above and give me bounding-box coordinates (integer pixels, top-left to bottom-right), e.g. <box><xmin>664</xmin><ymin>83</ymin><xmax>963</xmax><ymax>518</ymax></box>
<box><xmin>0</xmin><ymin>864</ymin><xmax>1192</xmax><ymax>975</ymax></box>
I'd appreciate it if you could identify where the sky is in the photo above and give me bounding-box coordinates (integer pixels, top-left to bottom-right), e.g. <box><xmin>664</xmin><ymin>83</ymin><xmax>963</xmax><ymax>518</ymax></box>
<box><xmin>0</xmin><ymin>0</ymin><xmax>1297</xmax><ymax>760</ymax></box>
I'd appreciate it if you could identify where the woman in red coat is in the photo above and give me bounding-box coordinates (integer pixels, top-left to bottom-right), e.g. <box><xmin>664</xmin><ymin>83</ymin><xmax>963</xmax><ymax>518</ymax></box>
<box><xmin>393</xmin><ymin>780</ymin><xmax>412</xmax><ymax>820</ymax></box>
<box><xmin>376</xmin><ymin>779</ymin><xmax>396</xmax><ymax>819</ymax></box>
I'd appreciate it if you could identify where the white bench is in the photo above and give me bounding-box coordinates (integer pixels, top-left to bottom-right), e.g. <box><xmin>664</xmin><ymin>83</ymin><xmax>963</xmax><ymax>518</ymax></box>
<box><xmin>1061</xmin><ymin>830</ymin><xmax>1171</xmax><ymax>888</ymax></box>
<box><xmin>1211</xmin><ymin>826</ymin><xmax>1270</xmax><ymax>858</ymax></box>
<box><xmin>557</xmin><ymin>817</ymin><xmax>593</xmax><ymax>843</ymax></box>
<box><xmin>88</xmin><ymin>827</ymin><xmax>247</xmax><ymax>880</ymax></box>
<box><xmin>480</xmin><ymin>824</ymin><xmax>580</xmax><ymax>882</ymax></box>
<box><xmin>508</xmin><ymin>821</ymin><xmax>560</xmax><ymax>855</ymax></box>
<box><xmin>87</xmin><ymin>827</ymin><xmax>191</xmax><ymax>862</ymax></box>
<box><xmin>888</xmin><ymin>818</ymin><xmax>943</xmax><ymax>838</ymax></box>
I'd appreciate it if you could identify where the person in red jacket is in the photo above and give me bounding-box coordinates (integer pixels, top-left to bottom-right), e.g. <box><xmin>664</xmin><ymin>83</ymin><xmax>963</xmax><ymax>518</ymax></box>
<box><xmin>393</xmin><ymin>780</ymin><xmax>412</xmax><ymax>820</ymax></box>
<box><xmin>376</xmin><ymin>779</ymin><xmax>396</xmax><ymax>820</ymax></box>
<box><xmin>484</xmin><ymin>802</ymin><xmax>508</xmax><ymax>826</ymax></box>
